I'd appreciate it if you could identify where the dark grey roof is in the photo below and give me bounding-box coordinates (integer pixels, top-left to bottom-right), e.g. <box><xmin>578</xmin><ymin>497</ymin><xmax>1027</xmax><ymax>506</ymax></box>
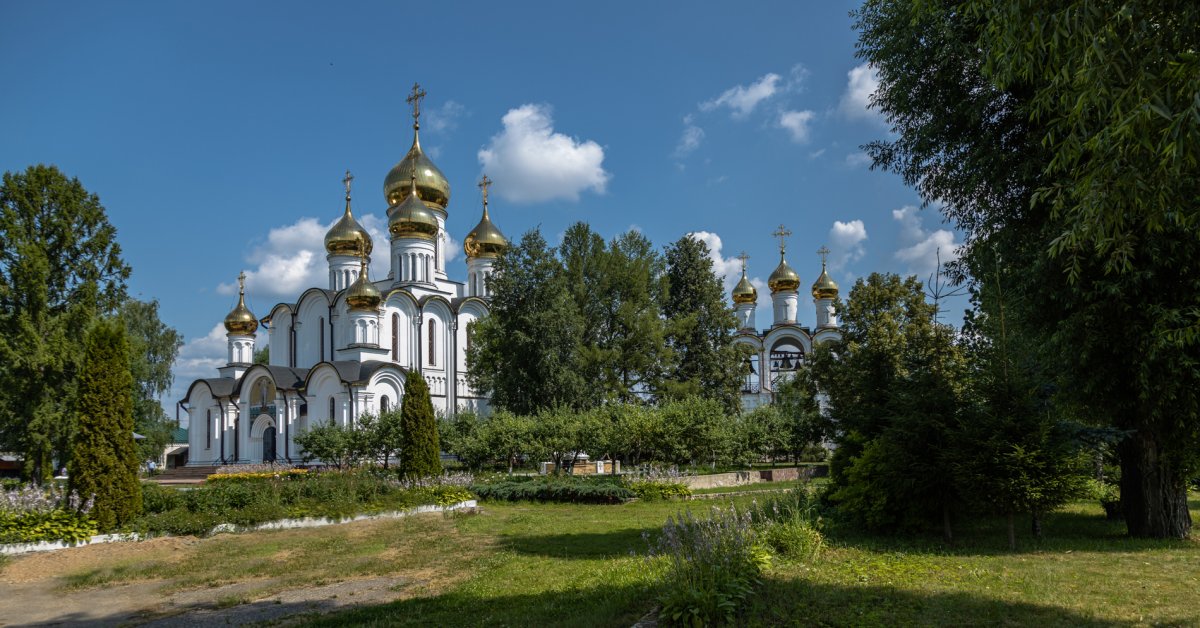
<box><xmin>182</xmin><ymin>378</ymin><xmax>237</xmax><ymax>403</ymax></box>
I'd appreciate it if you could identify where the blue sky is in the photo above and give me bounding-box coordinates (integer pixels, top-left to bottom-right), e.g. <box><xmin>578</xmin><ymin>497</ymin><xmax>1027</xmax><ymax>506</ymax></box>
<box><xmin>1</xmin><ymin>1</ymin><xmax>966</xmax><ymax>411</ymax></box>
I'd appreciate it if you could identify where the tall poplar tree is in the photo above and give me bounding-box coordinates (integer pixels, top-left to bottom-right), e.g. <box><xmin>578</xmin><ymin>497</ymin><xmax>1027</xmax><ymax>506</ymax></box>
<box><xmin>399</xmin><ymin>369</ymin><xmax>442</xmax><ymax>478</ymax></box>
<box><xmin>70</xmin><ymin>319</ymin><xmax>141</xmax><ymax>531</ymax></box>
<box><xmin>0</xmin><ymin>165</ymin><xmax>130</xmax><ymax>482</ymax></box>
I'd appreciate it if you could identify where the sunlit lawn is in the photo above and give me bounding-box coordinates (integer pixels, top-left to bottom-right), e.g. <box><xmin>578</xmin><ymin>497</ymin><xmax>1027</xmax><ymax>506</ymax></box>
<box><xmin>49</xmin><ymin>492</ymin><xmax>1200</xmax><ymax>627</ymax></box>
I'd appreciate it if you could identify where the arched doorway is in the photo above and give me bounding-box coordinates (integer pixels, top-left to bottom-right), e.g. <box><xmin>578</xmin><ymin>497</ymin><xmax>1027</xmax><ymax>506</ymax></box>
<box><xmin>263</xmin><ymin>426</ymin><xmax>276</xmax><ymax>462</ymax></box>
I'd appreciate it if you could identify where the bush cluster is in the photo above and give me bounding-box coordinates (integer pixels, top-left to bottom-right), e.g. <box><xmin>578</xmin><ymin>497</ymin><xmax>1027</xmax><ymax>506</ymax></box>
<box><xmin>624</xmin><ymin>479</ymin><xmax>691</xmax><ymax>501</ymax></box>
<box><xmin>470</xmin><ymin>475</ymin><xmax>633</xmax><ymax>504</ymax></box>
<box><xmin>0</xmin><ymin>483</ymin><xmax>98</xmax><ymax>544</ymax></box>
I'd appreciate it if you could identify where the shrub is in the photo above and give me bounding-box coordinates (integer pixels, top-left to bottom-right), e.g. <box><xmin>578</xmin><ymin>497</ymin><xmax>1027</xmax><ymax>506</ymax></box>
<box><xmin>0</xmin><ymin>511</ymin><xmax>98</xmax><ymax>544</ymax></box>
<box><xmin>761</xmin><ymin>520</ymin><xmax>823</xmax><ymax>561</ymax></box>
<box><xmin>140</xmin><ymin>483</ymin><xmax>183</xmax><ymax>514</ymax></box>
<box><xmin>626</xmin><ymin>479</ymin><xmax>692</xmax><ymax>501</ymax></box>
<box><xmin>647</xmin><ymin>506</ymin><xmax>769</xmax><ymax>626</ymax></box>
<box><xmin>400</xmin><ymin>370</ymin><xmax>442</xmax><ymax>478</ymax></box>
<box><xmin>470</xmin><ymin>476</ymin><xmax>633</xmax><ymax>504</ymax></box>
<box><xmin>131</xmin><ymin>508</ymin><xmax>222</xmax><ymax>537</ymax></box>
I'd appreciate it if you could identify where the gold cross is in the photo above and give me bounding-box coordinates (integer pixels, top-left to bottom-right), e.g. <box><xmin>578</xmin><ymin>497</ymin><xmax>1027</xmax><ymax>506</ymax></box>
<box><xmin>817</xmin><ymin>245</ymin><xmax>830</xmax><ymax>265</ymax></box>
<box><xmin>237</xmin><ymin>271</ymin><xmax>247</xmax><ymax>295</ymax></box>
<box><xmin>406</xmin><ymin>82</ymin><xmax>427</xmax><ymax>125</ymax></box>
<box><xmin>772</xmin><ymin>224</ymin><xmax>792</xmax><ymax>254</ymax></box>
<box><xmin>343</xmin><ymin>170</ymin><xmax>354</xmax><ymax>200</ymax></box>
<box><xmin>737</xmin><ymin>251</ymin><xmax>750</xmax><ymax>273</ymax></box>
<box><xmin>478</xmin><ymin>174</ymin><xmax>492</xmax><ymax>207</ymax></box>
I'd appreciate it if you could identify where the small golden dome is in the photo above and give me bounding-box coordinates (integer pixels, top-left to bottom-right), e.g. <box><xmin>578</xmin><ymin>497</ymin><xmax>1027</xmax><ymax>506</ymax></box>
<box><xmin>464</xmin><ymin>175</ymin><xmax>508</xmax><ymax>259</ymax></box>
<box><xmin>387</xmin><ymin>172</ymin><xmax>440</xmax><ymax>241</ymax></box>
<box><xmin>768</xmin><ymin>254</ymin><xmax>801</xmax><ymax>294</ymax></box>
<box><xmin>224</xmin><ymin>272</ymin><xmax>258</xmax><ymax>335</ymax></box>
<box><xmin>325</xmin><ymin>173</ymin><xmax>373</xmax><ymax>256</ymax></box>
<box><xmin>383</xmin><ymin>128</ymin><xmax>451</xmax><ymax>210</ymax></box>
<box><xmin>345</xmin><ymin>260</ymin><xmax>382</xmax><ymax>311</ymax></box>
<box><xmin>811</xmin><ymin>263</ymin><xmax>839</xmax><ymax>300</ymax></box>
<box><xmin>732</xmin><ymin>272</ymin><xmax>757</xmax><ymax>304</ymax></box>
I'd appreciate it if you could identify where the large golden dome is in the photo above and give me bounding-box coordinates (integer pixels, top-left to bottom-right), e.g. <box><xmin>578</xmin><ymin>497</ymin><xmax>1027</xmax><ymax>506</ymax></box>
<box><xmin>811</xmin><ymin>262</ymin><xmax>839</xmax><ymax>300</ymax></box>
<box><xmin>732</xmin><ymin>272</ymin><xmax>757</xmax><ymax>304</ymax></box>
<box><xmin>345</xmin><ymin>260</ymin><xmax>382</xmax><ymax>312</ymax></box>
<box><xmin>224</xmin><ymin>273</ymin><xmax>258</xmax><ymax>335</ymax></box>
<box><xmin>464</xmin><ymin>175</ymin><xmax>508</xmax><ymax>259</ymax></box>
<box><xmin>768</xmin><ymin>254</ymin><xmax>801</xmax><ymax>294</ymax></box>
<box><xmin>387</xmin><ymin>173</ymin><xmax>439</xmax><ymax>240</ymax></box>
<box><xmin>325</xmin><ymin>173</ymin><xmax>372</xmax><ymax>256</ymax></box>
<box><xmin>383</xmin><ymin>133</ymin><xmax>450</xmax><ymax>209</ymax></box>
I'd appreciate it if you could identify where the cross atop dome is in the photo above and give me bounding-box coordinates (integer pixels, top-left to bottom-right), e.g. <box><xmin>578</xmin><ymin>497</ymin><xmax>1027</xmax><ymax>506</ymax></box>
<box><xmin>407</xmin><ymin>82</ymin><xmax>427</xmax><ymax>129</ymax></box>
<box><xmin>817</xmin><ymin>245</ymin><xmax>830</xmax><ymax>265</ymax></box>
<box><xmin>237</xmin><ymin>270</ymin><xmax>246</xmax><ymax>295</ymax></box>
<box><xmin>772</xmin><ymin>224</ymin><xmax>792</xmax><ymax>255</ymax></box>
<box><xmin>343</xmin><ymin>170</ymin><xmax>354</xmax><ymax>200</ymax></box>
<box><xmin>737</xmin><ymin>251</ymin><xmax>750</xmax><ymax>273</ymax></box>
<box><xmin>478</xmin><ymin>174</ymin><xmax>492</xmax><ymax>208</ymax></box>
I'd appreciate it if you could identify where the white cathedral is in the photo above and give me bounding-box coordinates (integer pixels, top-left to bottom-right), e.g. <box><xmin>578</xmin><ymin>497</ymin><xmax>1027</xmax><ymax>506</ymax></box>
<box><xmin>180</xmin><ymin>85</ymin><xmax>840</xmax><ymax>466</ymax></box>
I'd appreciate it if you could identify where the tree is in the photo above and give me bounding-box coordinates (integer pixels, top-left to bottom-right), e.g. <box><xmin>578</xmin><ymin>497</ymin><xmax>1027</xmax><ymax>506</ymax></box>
<box><xmin>399</xmin><ymin>370</ymin><xmax>441</xmax><ymax>478</ymax></box>
<box><xmin>294</xmin><ymin>421</ymin><xmax>358</xmax><ymax>469</ymax></box>
<box><xmin>117</xmin><ymin>299</ymin><xmax>182</xmax><ymax>464</ymax></box>
<box><xmin>773</xmin><ymin>365</ymin><xmax>827</xmax><ymax>461</ymax></box>
<box><xmin>855</xmin><ymin>0</ymin><xmax>1200</xmax><ymax>538</ymax></box>
<box><xmin>253</xmin><ymin>346</ymin><xmax>269</xmax><ymax>365</ymax></box>
<box><xmin>480</xmin><ymin>410</ymin><xmax>535</xmax><ymax>474</ymax></box>
<box><xmin>0</xmin><ymin>165</ymin><xmax>130</xmax><ymax>482</ymax></box>
<box><xmin>661</xmin><ymin>235</ymin><xmax>743</xmax><ymax>410</ymax></box>
<box><xmin>69</xmin><ymin>319</ymin><xmax>141</xmax><ymax>531</ymax></box>
<box><xmin>467</xmin><ymin>229</ymin><xmax>586</xmax><ymax>414</ymax></box>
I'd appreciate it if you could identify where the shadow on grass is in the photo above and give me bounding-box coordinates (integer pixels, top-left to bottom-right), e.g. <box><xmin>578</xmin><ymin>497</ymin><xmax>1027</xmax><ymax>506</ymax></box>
<box><xmin>497</xmin><ymin>527</ymin><xmax>656</xmax><ymax>560</ymax></box>
<box><xmin>746</xmin><ymin>578</ymin><xmax>1158</xmax><ymax>627</ymax></box>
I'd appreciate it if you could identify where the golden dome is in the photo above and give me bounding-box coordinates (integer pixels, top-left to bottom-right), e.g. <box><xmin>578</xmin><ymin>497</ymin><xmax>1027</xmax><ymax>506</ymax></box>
<box><xmin>811</xmin><ymin>262</ymin><xmax>839</xmax><ymax>300</ymax></box>
<box><xmin>345</xmin><ymin>259</ymin><xmax>382</xmax><ymax>311</ymax></box>
<box><xmin>464</xmin><ymin>175</ymin><xmax>508</xmax><ymax>258</ymax></box>
<box><xmin>223</xmin><ymin>272</ymin><xmax>258</xmax><ymax>335</ymax></box>
<box><xmin>324</xmin><ymin>172</ymin><xmax>373</xmax><ymax>256</ymax></box>
<box><xmin>383</xmin><ymin>128</ymin><xmax>451</xmax><ymax>210</ymax></box>
<box><xmin>387</xmin><ymin>172</ymin><xmax>439</xmax><ymax>241</ymax></box>
<box><xmin>732</xmin><ymin>271</ymin><xmax>757</xmax><ymax>304</ymax></box>
<box><xmin>768</xmin><ymin>253</ymin><xmax>801</xmax><ymax>294</ymax></box>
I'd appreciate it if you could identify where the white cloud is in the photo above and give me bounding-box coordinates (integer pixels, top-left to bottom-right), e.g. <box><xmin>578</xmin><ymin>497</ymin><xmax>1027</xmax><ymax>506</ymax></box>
<box><xmin>423</xmin><ymin>100</ymin><xmax>466</xmax><ymax>133</ymax></box>
<box><xmin>478</xmin><ymin>104</ymin><xmax>609</xmax><ymax>204</ymax></box>
<box><xmin>701</xmin><ymin>73</ymin><xmax>781</xmax><ymax>118</ymax></box>
<box><xmin>828</xmin><ymin>220</ymin><xmax>868</xmax><ymax>270</ymax></box>
<box><xmin>779</xmin><ymin>110</ymin><xmax>816</xmax><ymax>143</ymax></box>
<box><xmin>808</xmin><ymin>148</ymin><xmax>826</xmax><ymax>159</ymax></box>
<box><xmin>892</xmin><ymin>205</ymin><xmax>960</xmax><ymax>277</ymax></box>
<box><xmin>217</xmin><ymin>212</ymin><xmax>389</xmax><ymax>299</ymax></box>
<box><xmin>840</xmin><ymin>63</ymin><xmax>883</xmax><ymax>123</ymax></box>
<box><xmin>845</xmin><ymin>152</ymin><xmax>872</xmax><ymax>168</ymax></box>
<box><xmin>674</xmin><ymin>114</ymin><xmax>706</xmax><ymax>158</ymax></box>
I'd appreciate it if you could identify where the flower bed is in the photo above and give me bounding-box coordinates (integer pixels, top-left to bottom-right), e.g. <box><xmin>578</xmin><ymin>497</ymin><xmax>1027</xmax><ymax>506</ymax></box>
<box><xmin>0</xmin><ymin>484</ymin><xmax>97</xmax><ymax>544</ymax></box>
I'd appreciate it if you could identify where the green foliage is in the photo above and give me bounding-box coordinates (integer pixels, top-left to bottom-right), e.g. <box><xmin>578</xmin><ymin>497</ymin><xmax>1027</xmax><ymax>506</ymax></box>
<box><xmin>469</xmin><ymin>475</ymin><xmax>633</xmax><ymax>504</ymax></box>
<box><xmin>294</xmin><ymin>421</ymin><xmax>359</xmax><ymax>469</ymax></box>
<box><xmin>761</xmin><ymin>520</ymin><xmax>823</xmax><ymax>562</ymax></box>
<box><xmin>0</xmin><ymin>510</ymin><xmax>98</xmax><ymax>544</ymax></box>
<box><xmin>624</xmin><ymin>479</ymin><xmax>691</xmax><ymax>501</ymax></box>
<box><xmin>70</xmin><ymin>319</ymin><xmax>142</xmax><ymax>531</ymax></box>
<box><xmin>855</xmin><ymin>0</ymin><xmax>1200</xmax><ymax>539</ymax></box>
<box><xmin>0</xmin><ymin>165</ymin><xmax>130</xmax><ymax>482</ymax></box>
<box><xmin>399</xmin><ymin>370</ymin><xmax>442</xmax><ymax>479</ymax></box>
<box><xmin>467</xmin><ymin>228</ymin><xmax>587</xmax><ymax>414</ymax></box>
<box><xmin>660</xmin><ymin>235</ymin><xmax>743</xmax><ymax>411</ymax></box>
<box><xmin>117</xmin><ymin>299</ymin><xmax>182</xmax><ymax>464</ymax></box>
<box><xmin>649</xmin><ymin>506</ymin><xmax>768</xmax><ymax>626</ymax></box>
<box><xmin>139</xmin><ymin>482</ymin><xmax>183</xmax><ymax>514</ymax></box>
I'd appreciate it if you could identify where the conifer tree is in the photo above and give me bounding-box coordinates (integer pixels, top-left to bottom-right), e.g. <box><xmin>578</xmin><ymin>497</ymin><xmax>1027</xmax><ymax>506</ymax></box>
<box><xmin>70</xmin><ymin>319</ymin><xmax>141</xmax><ymax>531</ymax></box>
<box><xmin>399</xmin><ymin>369</ymin><xmax>442</xmax><ymax>478</ymax></box>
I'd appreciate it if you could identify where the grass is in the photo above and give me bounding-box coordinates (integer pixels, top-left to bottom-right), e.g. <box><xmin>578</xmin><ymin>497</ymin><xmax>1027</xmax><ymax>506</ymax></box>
<box><xmin>45</xmin><ymin>491</ymin><xmax>1200</xmax><ymax>627</ymax></box>
<box><xmin>689</xmin><ymin>479</ymin><xmax>808</xmax><ymax>495</ymax></box>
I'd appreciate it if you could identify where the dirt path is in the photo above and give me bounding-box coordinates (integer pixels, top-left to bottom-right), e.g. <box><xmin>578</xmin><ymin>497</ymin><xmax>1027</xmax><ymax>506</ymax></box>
<box><xmin>0</xmin><ymin>513</ymin><xmax>478</xmax><ymax>626</ymax></box>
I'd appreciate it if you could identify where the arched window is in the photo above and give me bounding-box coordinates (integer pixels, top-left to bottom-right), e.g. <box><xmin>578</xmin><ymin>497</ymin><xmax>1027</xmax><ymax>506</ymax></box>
<box><xmin>206</xmin><ymin>409</ymin><xmax>212</xmax><ymax>449</ymax></box>
<box><xmin>428</xmin><ymin>319</ymin><xmax>437</xmax><ymax>366</ymax></box>
<box><xmin>465</xmin><ymin>320</ymin><xmax>474</xmax><ymax>357</ymax></box>
<box><xmin>381</xmin><ymin>395</ymin><xmax>390</xmax><ymax>413</ymax></box>
<box><xmin>319</xmin><ymin>316</ymin><xmax>325</xmax><ymax>361</ymax></box>
<box><xmin>328</xmin><ymin>397</ymin><xmax>336</xmax><ymax>424</ymax></box>
<box><xmin>391</xmin><ymin>313</ymin><xmax>399</xmax><ymax>361</ymax></box>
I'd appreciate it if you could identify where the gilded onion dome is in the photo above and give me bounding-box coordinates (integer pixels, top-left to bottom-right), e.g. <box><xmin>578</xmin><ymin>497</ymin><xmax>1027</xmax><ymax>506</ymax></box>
<box><xmin>345</xmin><ymin>258</ymin><xmax>382</xmax><ymax>311</ymax></box>
<box><xmin>383</xmin><ymin>83</ymin><xmax>451</xmax><ymax>210</ymax></box>
<box><xmin>324</xmin><ymin>171</ymin><xmax>373</xmax><ymax>256</ymax></box>
<box><xmin>387</xmin><ymin>171</ymin><xmax>439</xmax><ymax>240</ymax></box>
<box><xmin>224</xmin><ymin>272</ymin><xmax>259</xmax><ymax>335</ymax></box>
<box><xmin>732</xmin><ymin>272</ymin><xmax>757</xmax><ymax>304</ymax></box>
<box><xmin>811</xmin><ymin>263</ymin><xmax>839</xmax><ymax>300</ymax></box>
<box><xmin>464</xmin><ymin>174</ymin><xmax>508</xmax><ymax>259</ymax></box>
<box><xmin>768</xmin><ymin>253</ymin><xmax>801</xmax><ymax>294</ymax></box>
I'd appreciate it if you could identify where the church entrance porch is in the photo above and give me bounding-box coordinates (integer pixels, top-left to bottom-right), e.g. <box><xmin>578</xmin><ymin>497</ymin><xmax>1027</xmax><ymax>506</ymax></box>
<box><xmin>263</xmin><ymin>426</ymin><xmax>277</xmax><ymax>462</ymax></box>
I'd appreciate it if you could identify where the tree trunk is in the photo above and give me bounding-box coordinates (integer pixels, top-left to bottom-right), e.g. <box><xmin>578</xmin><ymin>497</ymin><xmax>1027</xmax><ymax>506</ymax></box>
<box><xmin>1119</xmin><ymin>431</ymin><xmax>1192</xmax><ymax>539</ymax></box>
<box><xmin>942</xmin><ymin>504</ymin><xmax>954</xmax><ymax>545</ymax></box>
<box><xmin>1030</xmin><ymin>510</ymin><xmax>1042</xmax><ymax>539</ymax></box>
<box><xmin>1007</xmin><ymin>512</ymin><xmax>1016</xmax><ymax>551</ymax></box>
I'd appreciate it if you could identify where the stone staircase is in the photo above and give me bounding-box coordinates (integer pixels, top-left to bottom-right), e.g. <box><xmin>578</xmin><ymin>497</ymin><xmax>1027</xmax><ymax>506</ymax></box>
<box><xmin>152</xmin><ymin>465</ymin><xmax>219</xmax><ymax>486</ymax></box>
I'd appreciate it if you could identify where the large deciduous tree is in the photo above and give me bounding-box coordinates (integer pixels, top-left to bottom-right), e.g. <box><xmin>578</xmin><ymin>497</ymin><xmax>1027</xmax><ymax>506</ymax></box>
<box><xmin>70</xmin><ymin>319</ymin><xmax>141</xmax><ymax>531</ymax></box>
<box><xmin>118</xmin><ymin>299</ymin><xmax>182</xmax><ymax>464</ymax></box>
<box><xmin>0</xmin><ymin>165</ymin><xmax>130</xmax><ymax>482</ymax></box>
<box><xmin>855</xmin><ymin>0</ymin><xmax>1200</xmax><ymax>538</ymax></box>
<box><xmin>661</xmin><ymin>235</ymin><xmax>743</xmax><ymax>410</ymax></box>
<box><xmin>466</xmin><ymin>229</ymin><xmax>586</xmax><ymax>414</ymax></box>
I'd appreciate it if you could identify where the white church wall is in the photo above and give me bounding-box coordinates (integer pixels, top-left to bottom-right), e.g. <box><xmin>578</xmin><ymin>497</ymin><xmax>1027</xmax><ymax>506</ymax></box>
<box><xmin>368</xmin><ymin>370</ymin><xmax>404</xmax><ymax>415</ymax></box>
<box><xmin>295</xmin><ymin>291</ymin><xmax>330</xmax><ymax>366</ymax></box>
<box><xmin>267</xmin><ymin>307</ymin><xmax>293</xmax><ymax>367</ymax></box>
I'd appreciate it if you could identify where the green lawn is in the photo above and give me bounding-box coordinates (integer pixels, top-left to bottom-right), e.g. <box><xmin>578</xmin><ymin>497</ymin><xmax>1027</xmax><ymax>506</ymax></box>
<box><xmin>46</xmin><ymin>492</ymin><xmax>1200</xmax><ymax>626</ymax></box>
